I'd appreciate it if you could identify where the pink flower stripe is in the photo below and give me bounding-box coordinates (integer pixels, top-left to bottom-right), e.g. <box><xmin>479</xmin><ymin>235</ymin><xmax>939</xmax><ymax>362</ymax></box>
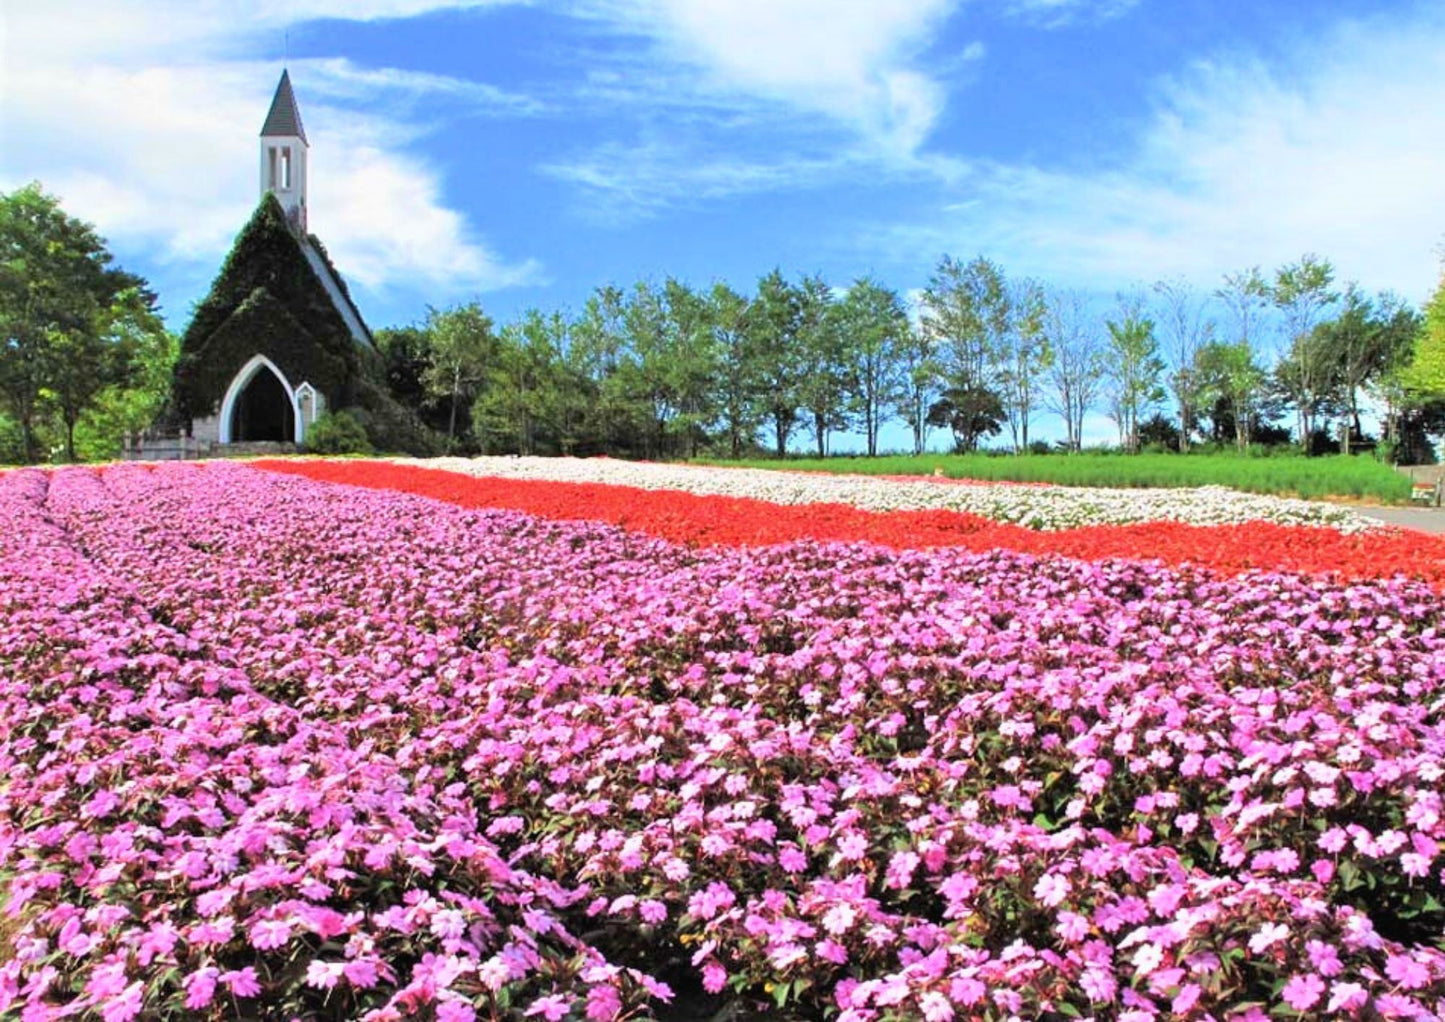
<box><xmin>2</xmin><ymin>462</ymin><xmax>1443</xmax><ymax>1020</ymax></box>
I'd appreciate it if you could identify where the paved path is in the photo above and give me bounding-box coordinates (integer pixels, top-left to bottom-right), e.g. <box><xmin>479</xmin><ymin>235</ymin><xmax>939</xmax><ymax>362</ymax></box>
<box><xmin>1354</xmin><ymin>505</ymin><xmax>1445</xmax><ymax>535</ymax></box>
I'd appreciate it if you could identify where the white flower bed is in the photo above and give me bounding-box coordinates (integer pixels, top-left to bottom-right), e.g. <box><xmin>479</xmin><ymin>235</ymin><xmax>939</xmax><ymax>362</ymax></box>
<box><xmin>398</xmin><ymin>457</ymin><xmax>1384</xmax><ymax>533</ymax></box>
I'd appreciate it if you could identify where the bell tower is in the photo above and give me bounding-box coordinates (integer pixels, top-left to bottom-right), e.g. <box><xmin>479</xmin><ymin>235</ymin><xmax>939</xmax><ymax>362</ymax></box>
<box><xmin>259</xmin><ymin>69</ymin><xmax>309</xmax><ymax>233</ymax></box>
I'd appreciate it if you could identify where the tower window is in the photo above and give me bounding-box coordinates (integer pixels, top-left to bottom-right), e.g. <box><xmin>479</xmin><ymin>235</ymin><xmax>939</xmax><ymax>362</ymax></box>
<box><xmin>279</xmin><ymin>147</ymin><xmax>292</xmax><ymax>190</ymax></box>
<box><xmin>268</xmin><ymin>146</ymin><xmax>278</xmax><ymax>189</ymax></box>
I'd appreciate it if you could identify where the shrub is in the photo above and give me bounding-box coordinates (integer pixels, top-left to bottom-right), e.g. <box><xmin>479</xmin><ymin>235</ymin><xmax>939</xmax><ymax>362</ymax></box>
<box><xmin>303</xmin><ymin>410</ymin><xmax>370</xmax><ymax>455</ymax></box>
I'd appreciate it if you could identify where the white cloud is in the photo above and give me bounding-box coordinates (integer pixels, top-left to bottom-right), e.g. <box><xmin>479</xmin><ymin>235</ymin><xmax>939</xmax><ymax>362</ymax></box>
<box><xmin>579</xmin><ymin>0</ymin><xmax>960</xmax><ymax>155</ymax></box>
<box><xmin>881</xmin><ymin>9</ymin><xmax>1445</xmax><ymax>304</ymax></box>
<box><xmin>0</xmin><ymin>1</ymin><xmax>540</xmax><ymax>305</ymax></box>
<box><xmin>542</xmin><ymin>1</ymin><xmax>988</xmax><ymax>219</ymax></box>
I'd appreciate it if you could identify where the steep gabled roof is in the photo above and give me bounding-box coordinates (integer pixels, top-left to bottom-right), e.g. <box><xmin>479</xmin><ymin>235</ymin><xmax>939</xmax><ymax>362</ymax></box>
<box><xmin>260</xmin><ymin>69</ymin><xmax>307</xmax><ymax>142</ymax></box>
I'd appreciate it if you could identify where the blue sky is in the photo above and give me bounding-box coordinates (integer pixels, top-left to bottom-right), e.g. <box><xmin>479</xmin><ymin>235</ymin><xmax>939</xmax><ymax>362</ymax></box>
<box><xmin>4</xmin><ymin>1</ymin><xmax>1445</xmax><ymax>446</ymax></box>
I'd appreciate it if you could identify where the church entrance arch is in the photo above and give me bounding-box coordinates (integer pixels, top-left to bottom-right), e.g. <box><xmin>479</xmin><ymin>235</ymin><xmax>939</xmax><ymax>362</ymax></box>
<box><xmin>219</xmin><ymin>355</ymin><xmax>302</xmax><ymax>444</ymax></box>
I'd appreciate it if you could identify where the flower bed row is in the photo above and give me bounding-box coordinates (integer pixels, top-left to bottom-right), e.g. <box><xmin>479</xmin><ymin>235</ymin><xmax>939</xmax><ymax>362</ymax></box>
<box><xmin>3</xmin><ymin>462</ymin><xmax>1443</xmax><ymax>1020</ymax></box>
<box><xmin>395</xmin><ymin>457</ymin><xmax>1382</xmax><ymax>532</ymax></box>
<box><xmin>256</xmin><ymin>460</ymin><xmax>1445</xmax><ymax>587</ymax></box>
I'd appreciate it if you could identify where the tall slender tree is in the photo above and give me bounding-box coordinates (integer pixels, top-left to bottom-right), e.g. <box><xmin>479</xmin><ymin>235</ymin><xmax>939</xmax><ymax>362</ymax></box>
<box><xmin>1043</xmin><ymin>289</ymin><xmax>1103</xmax><ymax>453</ymax></box>
<box><xmin>423</xmin><ymin>301</ymin><xmax>497</xmax><ymax>449</ymax></box>
<box><xmin>749</xmin><ymin>269</ymin><xmax>804</xmax><ymax>456</ymax></box>
<box><xmin>1152</xmin><ymin>278</ymin><xmax>1214</xmax><ymax>451</ymax></box>
<box><xmin>999</xmin><ymin>278</ymin><xmax>1049</xmax><ymax>453</ymax></box>
<box><xmin>1270</xmin><ymin>254</ymin><xmax>1338</xmax><ymax>450</ymax></box>
<box><xmin>1104</xmin><ymin>292</ymin><xmax>1165</xmax><ymax>453</ymax></box>
<box><xmin>839</xmin><ymin>277</ymin><xmax>907</xmax><ymax>457</ymax></box>
<box><xmin>795</xmin><ymin>275</ymin><xmax>849</xmax><ymax>457</ymax></box>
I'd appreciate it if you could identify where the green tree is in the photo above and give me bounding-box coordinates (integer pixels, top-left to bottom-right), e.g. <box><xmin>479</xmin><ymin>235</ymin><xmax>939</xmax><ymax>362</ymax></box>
<box><xmin>839</xmin><ymin>277</ymin><xmax>907</xmax><ymax>457</ymax></box>
<box><xmin>709</xmin><ymin>281</ymin><xmax>762</xmax><ymax>458</ymax></box>
<box><xmin>0</xmin><ymin>182</ymin><xmax>154</xmax><ymax>462</ymax></box>
<box><xmin>1399</xmin><ymin>270</ymin><xmax>1445</xmax><ymax>400</ymax></box>
<box><xmin>70</xmin><ymin>289</ymin><xmax>176</xmax><ymax>461</ymax></box>
<box><xmin>927</xmin><ymin>383</ymin><xmax>1004</xmax><ymax>453</ymax></box>
<box><xmin>1042</xmin><ymin>288</ymin><xmax>1104</xmax><ymax>453</ymax></box>
<box><xmin>748</xmin><ymin>269</ymin><xmax>804</xmax><ymax>457</ymax></box>
<box><xmin>1270</xmin><ymin>254</ymin><xmax>1338</xmax><ymax>450</ymax></box>
<box><xmin>571</xmin><ymin>285</ymin><xmax>641</xmax><ymax>456</ymax></box>
<box><xmin>999</xmin><ymin>278</ymin><xmax>1050</xmax><ymax>454</ymax></box>
<box><xmin>893</xmin><ymin>315</ymin><xmax>940</xmax><ymax>456</ymax></box>
<box><xmin>1152</xmin><ymin>278</ymin><xmax>1214</xmax><ymax>451</ymax></box>
<box><xmin>1104</xmin><ymin>293</ymin><xmax>1165</xmax><ymax>453</ymax></box>
<box><xmin>1316</xmin><ymin>287</ymin><xmax>1420</xmax><ymax>453</ymax></box>
<box><xmin>473</xmin><ymin>309</ymin><xmax>570</xmax><ymax>455</ymax></box>
<box><xmin>795</xmin><ymin>275</ymin><xmax>849</xmax><ymax>457</ymax></box>
<box><xmin>422</xmin><ymin>301</ymin><xmax>497</xmax><ymax>448</ymax></box>
<box><xmin>920</xmin><ymin>255</ymin><xmax>1010</xmax><ymax>453</ymax></box>
<box><xmin>1214</xmin><ymin>267</ymin><xmax>1271</xmax><ymax>449</ymax></box>
<box><xmin>1193</xmin><ymin>339</ymin><xmax>1265</xmax><ymax>449</ymax></box>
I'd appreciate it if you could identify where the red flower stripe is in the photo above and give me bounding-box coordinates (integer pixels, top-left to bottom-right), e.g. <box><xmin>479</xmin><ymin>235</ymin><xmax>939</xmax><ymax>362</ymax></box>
<box><xmin>253</xmin><ymin>459</ymin><xmax>1445</xmax><ymax>585</ymax></box>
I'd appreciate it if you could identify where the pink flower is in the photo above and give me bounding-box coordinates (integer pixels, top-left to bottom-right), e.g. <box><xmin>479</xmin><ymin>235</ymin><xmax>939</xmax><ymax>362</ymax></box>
<box><xmin>701</xmin><ymin>961</ymin><xmax>727</xmax><ymax>994</ymax></box>
<box><xmin>184</xmin><ymin>968</ymin><xmax>219</xmax><ymax>1010</ymax></box>
<box><xmin>248</xmin><ymin>917</ymin><xmax>292</xmax><ymax>951</ymax></box>
<box><xmin>585</xmin><ymin>983</ymin><xmax>622</xmax><ymax>1020</ymax></box>
<box><xmin>836</xmin><ymin>832</ymin><xmax>868</xmax><ymax>861</ymax></box>
<box><xmin>99</xmin><ymin>981</ymin><xmax>143</xmax><ymax>1022</ymax></box>
<box><xmin>1281</xmin><ymin>973</ymin><xmax>1325</xmax><ymax>1011</ymax></box>
<box><xmin>1248</xmin><ymin>922</ymin><xmax>1288</xmax><ymax>954</ymax></box>
<box><xmin>344</xmin><ymin>958</ymin><xmax>380</xmax><ymax>989</ymax></box>
<box><xmin>1033</xmin><ymin>873</ymin><xmax>1070</xmax><ymax>908</ymax></box>
<box><xmin>305</xmin><ymin>961</ymin><xmax>343</xmax><ymax>990</ymax></box>
<box><xmin>524</xmin><ymin>994</ymin><xmax>571</xmax><ymax>1021</ymax></box>
<box><xmin>1385</xmin><ymin>953</ymin><xmax>1430</xmax><ymax>990</ymax></box>
<box><xmin>437</xmin><ymin>1002</ymin><xmax>477</xmax><ymax>1022</ymax></box>
<box><xmin>919</xmin><ymin>990</ymin><xmax>953</xmax><ymax>1021</ymax></box>
<box><xmin>221</xmin><ymin>967</ymin><xmax>261</xmax><ymax>998</ymax></box>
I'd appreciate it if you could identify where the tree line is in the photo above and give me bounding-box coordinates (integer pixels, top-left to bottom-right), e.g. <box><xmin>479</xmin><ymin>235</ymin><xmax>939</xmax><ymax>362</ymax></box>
<box><xmin>5</xmin><ymin>180</ymin><xmax>1445</xmax><ymax>465</ymax></box>
<box><xmin>382</xmin><ymin>255</ymin><xmax>1439</xmax><ymax>462</ymax></box>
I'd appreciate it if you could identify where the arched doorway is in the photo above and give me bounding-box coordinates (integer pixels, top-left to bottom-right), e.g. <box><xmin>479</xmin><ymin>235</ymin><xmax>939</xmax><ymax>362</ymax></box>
<box><xmin>218</xmin><ymin>355</ymin><xmax>301</xmax><ymax>444</ymax></box>
<box><xmin>231</xmin><ymin>367</ymin><xmax>295</xmax><ymax>441</ymax></box>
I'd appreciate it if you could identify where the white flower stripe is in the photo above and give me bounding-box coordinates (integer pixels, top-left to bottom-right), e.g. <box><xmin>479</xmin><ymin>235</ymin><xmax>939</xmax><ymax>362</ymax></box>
<box><xmin>392</xmin><ymin>457</ymin><xmax>1384</xmax><ymax>533</ymax></box>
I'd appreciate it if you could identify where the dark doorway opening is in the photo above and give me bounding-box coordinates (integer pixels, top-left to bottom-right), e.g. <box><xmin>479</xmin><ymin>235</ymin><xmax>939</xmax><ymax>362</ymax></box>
<box><xmin>231</xmin><ymin>367</ymin><xmax>294</xmax><ymax>442</ymax></box>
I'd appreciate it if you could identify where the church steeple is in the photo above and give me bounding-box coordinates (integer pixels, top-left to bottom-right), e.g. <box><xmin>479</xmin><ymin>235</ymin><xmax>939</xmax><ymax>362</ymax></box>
<box><xmin>259</xmin><ymin>70</ymin><xmax>309</xmax><ymax>232</ymax></box>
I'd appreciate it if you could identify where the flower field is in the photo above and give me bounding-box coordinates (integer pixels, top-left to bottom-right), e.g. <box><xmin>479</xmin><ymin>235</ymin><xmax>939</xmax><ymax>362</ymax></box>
<box><xmin>3</xmin><ymin>459</ymin><xmax>1445</xmax><ymax>1021</ymax></box>
<box><xmin>393</xmin><ymin>457</ymin><xmax>1381</xmax><ymax>532</ymax></box>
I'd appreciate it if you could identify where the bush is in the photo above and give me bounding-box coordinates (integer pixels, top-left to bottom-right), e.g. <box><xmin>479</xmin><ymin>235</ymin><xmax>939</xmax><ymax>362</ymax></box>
<box><xmin>303</xmin><ymin>410</ymin><xmax>370</xmax><ymax>455</ymax></box>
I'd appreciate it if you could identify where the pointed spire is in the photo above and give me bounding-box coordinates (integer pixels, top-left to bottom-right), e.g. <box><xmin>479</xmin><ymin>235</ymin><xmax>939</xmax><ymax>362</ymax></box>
<box><xmin>260</xmin><ymin>69</ymin><xmax>307</xmax><ymax>143</ymax></box>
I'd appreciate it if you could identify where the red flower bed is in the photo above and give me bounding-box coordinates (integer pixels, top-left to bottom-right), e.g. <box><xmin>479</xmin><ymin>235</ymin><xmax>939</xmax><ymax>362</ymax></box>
<box><xmin>253</xmin><ymin>459</ymin><xmax>1445</xmax><ymax>585</ymax></box>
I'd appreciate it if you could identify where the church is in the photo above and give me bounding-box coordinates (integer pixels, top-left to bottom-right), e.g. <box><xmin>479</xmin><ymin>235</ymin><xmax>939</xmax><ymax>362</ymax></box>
<box><xmin>159</xmin><ymin>70</ymin><xmax>426</xmax><ymax>454</ymax></box>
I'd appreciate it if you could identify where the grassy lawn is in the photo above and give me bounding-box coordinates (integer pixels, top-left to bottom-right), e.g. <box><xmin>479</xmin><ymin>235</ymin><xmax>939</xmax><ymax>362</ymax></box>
<box><xmin>698</xmin><ymin>451</ymin><xmax>1415</xmax><ymax>503</ymax></box>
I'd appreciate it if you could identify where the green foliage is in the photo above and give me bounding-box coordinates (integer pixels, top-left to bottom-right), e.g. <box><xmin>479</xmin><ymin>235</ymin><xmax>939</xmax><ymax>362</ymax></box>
<box><xmin>1399</xmin><ymin>271</ymin><xmax>1445</xmax><ymax>400</ymax></box>
<box><xmin>699</xmin><ymin>451</ymin><xmax>1414</xmax><ymax>502</ymax></box>
<box><xmin>350</xmin><ymin>376</ymin><xmax>442</xmax><ymax>456</ymax></box>
<box><xmin>926</xmin><ymin>382</ymin><xmax>1005</xmax><ymax>452</ymax></box>
<box><xmin>71</xmin><ymin>311</ymin><xmax>178</xmax><ymax>461</ymax></box>
<box><xmin>1104</xmin><ymin>295</ymin><xmax>1166</xmax><ymax>452</ymax></box>
<box><xmin>174</xmin><ymin>194</ymin><xmax>361</xmax><ymax>420</ymax></box>
<box><xmin>839</xmin><ymin>277</ymin><xmax>909</xmax><ymax>457</ymax></box>
<box><xmin>421</xmin><ymin>301</ymin><xmax>497</xmax><ymax>448</ymax></box>
<box><xmin>302</xmin><ymin>409</ymin><xmax>371</xmax><ymax>454</ymax></box>
<box><xmin>0</xmin><ymin>181</ymin><xmax>157</xmax><ymax>462</ymax></box>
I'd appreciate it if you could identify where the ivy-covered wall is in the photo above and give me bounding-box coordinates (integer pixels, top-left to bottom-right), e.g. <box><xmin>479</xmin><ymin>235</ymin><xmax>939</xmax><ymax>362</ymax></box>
<box><xmin>173</xmin><ymin>193</ymin><xmax>362</xmax><ymax>420</ymax></box>
<box><xmin>174</xmin><ymin>288</ymin><xmax>350</xmax><ymax>417</ymax></box>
